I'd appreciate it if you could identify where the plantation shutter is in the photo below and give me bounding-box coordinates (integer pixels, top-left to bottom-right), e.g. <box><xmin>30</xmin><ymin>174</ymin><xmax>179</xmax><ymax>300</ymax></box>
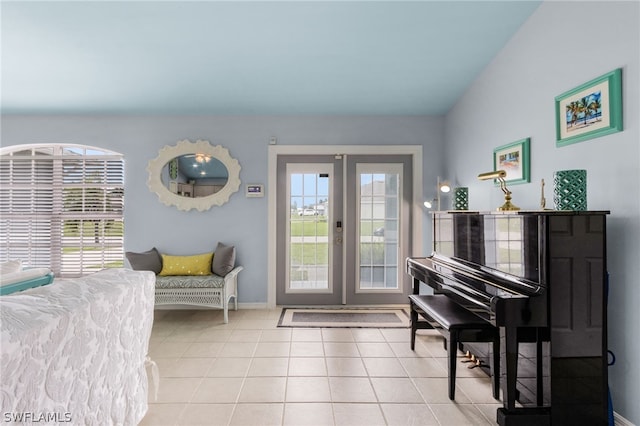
<box><xmin>0</xmin><ymin>145</ymin><xmax>124</xmax><ymax>277</ymax></box>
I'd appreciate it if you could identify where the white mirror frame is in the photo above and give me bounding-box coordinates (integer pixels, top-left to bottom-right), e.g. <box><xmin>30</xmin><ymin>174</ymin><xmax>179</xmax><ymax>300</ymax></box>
<box><xmin>147</xmin><ymin>139</ymin><xmax>241</xmax><ymax>211</ymax></box>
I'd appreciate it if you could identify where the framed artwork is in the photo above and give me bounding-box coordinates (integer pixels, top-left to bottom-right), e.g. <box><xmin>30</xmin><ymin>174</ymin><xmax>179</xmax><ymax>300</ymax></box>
<box><xmin>493</xmin><ymin>138</ymin><xmax>530</xmax><ymax>185</ymax></box>
<box><xmin>555</xmin><ymin>68</ymin><xmax>623</xmax><ymax>147</ymax></box>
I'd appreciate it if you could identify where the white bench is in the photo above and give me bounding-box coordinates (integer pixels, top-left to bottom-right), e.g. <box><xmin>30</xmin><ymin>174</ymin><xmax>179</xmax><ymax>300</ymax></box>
<box><xmin>154</xmin><ymin>266</ymin><xmax>243</xmax><ymax>324</ymax></box>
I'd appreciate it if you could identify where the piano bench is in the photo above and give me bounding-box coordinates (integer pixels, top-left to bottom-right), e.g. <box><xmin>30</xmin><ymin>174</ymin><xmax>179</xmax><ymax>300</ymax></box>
<box><xmin>409</xmin><ymin>294</ymin><xmax>500</xmax><ymax>401</ymax></box>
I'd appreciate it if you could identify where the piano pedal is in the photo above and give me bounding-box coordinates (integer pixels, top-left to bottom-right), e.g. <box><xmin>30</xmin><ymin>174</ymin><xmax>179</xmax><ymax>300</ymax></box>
<box><xmin>468</xmin><ymin>359</ymin><xmax>490</xmax><ymax>370</ymax></box>
<box><xmin>461</xmin><ymin>352</ymin><xmax>476</xmax><ymax>364</ymax></box>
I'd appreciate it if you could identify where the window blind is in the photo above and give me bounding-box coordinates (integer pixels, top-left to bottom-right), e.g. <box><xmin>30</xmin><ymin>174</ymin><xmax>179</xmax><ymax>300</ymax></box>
<box><xmin>0</xmin><ymin>145</ymin><xmax>125</xmax><ymax>277</ymax></box>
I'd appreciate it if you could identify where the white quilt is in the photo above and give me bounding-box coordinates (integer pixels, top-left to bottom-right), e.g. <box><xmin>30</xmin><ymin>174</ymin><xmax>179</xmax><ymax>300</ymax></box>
<box><xmin>0</xmin><ymin>268</ymin><xmax>155</xmax><ymax>425</ymax></box>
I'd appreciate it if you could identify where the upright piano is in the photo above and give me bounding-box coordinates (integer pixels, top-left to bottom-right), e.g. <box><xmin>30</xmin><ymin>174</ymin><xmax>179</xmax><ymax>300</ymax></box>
<box><xmin>407</xmin><ymin>210</ymin><xmax>609</xmax><ymax>426</ymax></box>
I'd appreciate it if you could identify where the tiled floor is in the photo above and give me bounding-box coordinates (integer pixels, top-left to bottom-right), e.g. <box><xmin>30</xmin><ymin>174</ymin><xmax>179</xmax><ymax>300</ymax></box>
<box><xmin>141</xmin><ymin>308</ymin><xmax>502</xmax><ymax>426</ymax></box>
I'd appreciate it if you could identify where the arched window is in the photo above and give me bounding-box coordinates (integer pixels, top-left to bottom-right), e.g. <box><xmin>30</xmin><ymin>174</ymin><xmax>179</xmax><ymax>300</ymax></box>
<box><xmin>0</xmin><ymin>144</ymin><xmax>124</xmax><ymax>277</ymax></box>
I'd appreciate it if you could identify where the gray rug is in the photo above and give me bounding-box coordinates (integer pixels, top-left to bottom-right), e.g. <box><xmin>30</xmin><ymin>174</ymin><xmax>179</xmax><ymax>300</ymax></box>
<box><xmin>278</xmin><ymin>308</ymin><xmax>410</xmax><ymax>328</ymax></box>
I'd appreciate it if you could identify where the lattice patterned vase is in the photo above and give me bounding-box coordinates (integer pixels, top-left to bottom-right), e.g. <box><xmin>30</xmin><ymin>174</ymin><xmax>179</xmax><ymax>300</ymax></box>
<box><xmin>453</xmin><ymin>187</ymin><xmax>469</xmax><ymax>210</ymax></box>
<box><xmin>553</xmin><ymin>169</ymin><xmax>587</xmax><ymax>211</ymax></box>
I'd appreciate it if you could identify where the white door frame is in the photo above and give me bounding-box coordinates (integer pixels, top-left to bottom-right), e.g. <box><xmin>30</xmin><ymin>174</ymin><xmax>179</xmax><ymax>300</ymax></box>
<box><xmin>268</xmin><ymin>145</ymin><xmax>423</xmax><ymax>308</ymax></box>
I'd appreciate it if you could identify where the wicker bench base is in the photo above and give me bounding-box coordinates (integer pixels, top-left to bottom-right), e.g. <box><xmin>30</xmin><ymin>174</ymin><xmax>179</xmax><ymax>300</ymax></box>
<box><xmin>154</xmin><ymin>266</ymin><xmax>243</xmax><ymax>323</ymax></box>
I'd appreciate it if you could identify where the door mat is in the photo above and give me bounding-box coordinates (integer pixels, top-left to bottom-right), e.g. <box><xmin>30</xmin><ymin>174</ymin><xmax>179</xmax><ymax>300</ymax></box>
<box><xmin>277</xmin><ymin>308</ymin><xmax>410</xmax><ymax>328</ymax></box>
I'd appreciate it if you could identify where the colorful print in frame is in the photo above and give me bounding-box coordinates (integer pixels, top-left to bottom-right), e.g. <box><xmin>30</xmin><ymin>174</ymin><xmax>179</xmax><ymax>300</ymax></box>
<box><xmin>555</xmin><ymin>68</ymin><xmax>623</xmax><ymax>147</ymax></box>
<box><xmin>493</xmin><ymin>138</ymin><xmax>530</xmax><ymax>185</ymax></box>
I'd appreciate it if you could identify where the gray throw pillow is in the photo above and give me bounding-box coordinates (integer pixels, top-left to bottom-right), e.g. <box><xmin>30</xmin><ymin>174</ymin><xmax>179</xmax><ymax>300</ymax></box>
<box><xmin>212</xmin><ymin>242</ymin><xmax>236</xmax><ymax>276</ymax></box>
<box><xmin>125</xmin><ymin>247</ymin><xmax>163</xmax><ymax>274</ymax></box>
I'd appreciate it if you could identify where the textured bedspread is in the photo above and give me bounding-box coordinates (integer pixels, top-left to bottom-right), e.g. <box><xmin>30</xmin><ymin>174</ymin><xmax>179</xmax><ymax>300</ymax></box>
<box><xmin>0</xmin><ymin>268</ymin><xmax>155</xmax><ymax>425</ymax></box>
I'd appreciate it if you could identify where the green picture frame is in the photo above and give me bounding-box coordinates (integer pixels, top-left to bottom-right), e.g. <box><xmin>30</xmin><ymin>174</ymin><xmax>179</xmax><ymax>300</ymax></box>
<box><xmin>555</xmin><ymin>68</ymin><xmax>623</xmax><ymax>147</ymax></box>
<box><xmin>493</xmin><ymin>138</ymin><xmax>530</xmax><ymax>185</ymax></box>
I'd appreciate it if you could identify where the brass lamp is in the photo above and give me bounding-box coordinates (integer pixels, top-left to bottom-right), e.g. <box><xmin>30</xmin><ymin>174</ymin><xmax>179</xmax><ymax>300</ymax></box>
<box><xmin>477</xmin><ymin>170</ymin><xmax>520</xmax><ymax>211</ymax></box>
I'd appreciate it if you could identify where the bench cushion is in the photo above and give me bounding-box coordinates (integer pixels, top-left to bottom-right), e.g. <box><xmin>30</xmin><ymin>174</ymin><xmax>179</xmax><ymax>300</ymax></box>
<box><xmin>409</xmin><ymin>294</ymin><xmax>490</xmax><ymax>330</ymax></box>
<box><xmin>155</xmin><ymin>275</ymin><xmax>225</xmax><ymax>289</ymax></box>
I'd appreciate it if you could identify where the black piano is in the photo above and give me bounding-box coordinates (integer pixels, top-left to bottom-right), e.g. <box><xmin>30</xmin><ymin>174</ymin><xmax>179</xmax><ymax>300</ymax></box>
<box><xmin>407</xmin><ymin>210</ymin><xmax>609</xmax><ymax>426</ymax></box>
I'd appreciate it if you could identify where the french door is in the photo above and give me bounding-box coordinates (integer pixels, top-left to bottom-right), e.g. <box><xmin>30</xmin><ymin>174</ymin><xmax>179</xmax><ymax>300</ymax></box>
<box><xmin>276</xmin><ymin>154</ymin><xmax>412</xmax><ymax>306</ymax></box>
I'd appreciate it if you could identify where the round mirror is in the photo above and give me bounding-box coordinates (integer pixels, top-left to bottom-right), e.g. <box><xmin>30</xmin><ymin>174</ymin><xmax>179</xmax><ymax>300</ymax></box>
<box><xmin>147</xmin><ymin>139</ymin><xmax>241</xmax><ymax>211</ymax></box>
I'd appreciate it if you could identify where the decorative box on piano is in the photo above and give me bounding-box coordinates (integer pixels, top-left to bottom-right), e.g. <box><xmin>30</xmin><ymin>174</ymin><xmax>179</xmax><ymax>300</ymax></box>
<box><xmin>407</xmin><ymin>210</ymin><xmax>609</xmax><ymax>426</ymax></box>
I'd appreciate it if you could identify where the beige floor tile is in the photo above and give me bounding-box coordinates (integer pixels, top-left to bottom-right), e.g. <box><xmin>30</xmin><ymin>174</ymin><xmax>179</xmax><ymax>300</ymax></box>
<box><xmin>283</xmin><ymin>403</ymin><xmax>334</xmax><ymax>426</ymax></box>
<box><xmin>219</xmin><ymin>342</ymin><xmax>258</xmax><ymax>357</ymax></box>
<box><xmin>235</xmin><ymin>319</ymin><xmax>279</xmax><ymax>329</ymax></box>
<box><xmin>254</xmin><ymin>341</ymin><xmax>291</xmax><ymax>357</ymax></box>
<box><xmin>351</xmin><ymin>328</ymin><xmax>385</xmax><ymax>342</ymax></box>
<box><xmin>183</xmin><ymin>342</ymin><xmax>224</xmax><ymax>358</ymax></box>
<box><xmin>356</xmin><ymin>342</ymin><xmax>395</xmax><ymax>357</ymax></box>
<box><xmin>429</xmin><ymin>403</ymin><xmax>493</xmax><ymax>425</ymax></box>
<box><xmin>196</xmin><ymin>329</ymin><xmax>234</xmax><ymax>342</ymax></box>
<box><xmin>326</xmin><ymin>358</ymin><xmax>368</xmax><ymax>377</ymax></box>
<box><xmin>370</xmin><ymin>377</ymin><xmax>423</xmax><ymax>403</ymax></box>
<box><xmin>328</xmin><ymin>377</ymin><xmax>377</xmax><ymax>402</ymax></box>
<box><xmin>291</xmin><ymin>328</ymin><xmax>323</xmax><ymax>341</ymax></box>
<box><xmin>332</xmin><ymin>403</ymin><xmax>385</xmax><ymax>426</ymax></box>
<box><xmin>207</xmin><ymin>357</ymin><xmax>252</xmax><ymax>377</ymax></box>
<box><xmin>321</xmin><ymin>328</ymin><xmax>354</xmax><ymax>342</ymax></box>
<box><xmin>456</xmin><ymin>377</ymin><xmax>500</xmax><ymax>403</ymax></box>
<box><xmin>362</xmin><ymin>357</ymin><xmax>407</xmax><ymax>377</ymax></box>
<box><xmin>139</xmin><ymin>403</ymin><xmax>185</xmax><ymax>426</ymax></box>
<box><xmin>229</xmin><ymin>403</ymin><xmax>284</xmax><ymax>426</ymax></box>
<box><xmin>413</xmin><ymin>377</ymin><xmax>472</xmax><ymax>404</ymax></box>
<box><xmin>475</xmin><ymin>403</ymin><xmax>503</xmax><ymax>424</ymax></box>
<box><xmin>228</xmin><ymin>329</ymin><xmax>262</xmax><ymax>342</ymax></box>
<box><xmin>290</xmin><ymin>341</ymin><xmax>325</xmax><ymax>357</ymax></box>
<box><xmin>380</xmin><ymin>403</ymin><xmax>439</xmax><ymax>426</ymax></box>
<box><xmin>155</xmin><ymin>377</ymin><xmax>202</xmax><ymax>403</ymax></box>
<box><xmin>149</xmin><ymin>341</ymin><xmax>190</xmax><ymax>358</ymax></box>
<box><xmin>380</xmin><ymin>328</ymin><xmax>411</xmax><ymax>342</ymax></box>
<box><xmin>388</xmin><ymin>341</ymin><xmax>433</xmax><ymax>358</ymax></box>
<box><xmin>398</xmin><ymin>357</ymin><xmax>447</xmax><ymax>377</ymax></box>
<box><xmin>259</xmin><ymin>329</ymin><xmax>293</xmax><ymax>342</ymax></box>
<box><xmin>286</xmin><ymin>377</ymin><xmax>331</xmax><ymax>402</ymax></box>
<box><xmin>145</xmin><ymin>311</ymin><xmax>501</xmax><ymax>426</ymax></box>
<box><xmin>248</xmin><ymin>357</ymin><xmax>290</xmax><ymax>377</ymax></box>
<box><xmin>177</xmin><ymin>403</ymin><xmax>235</xmax><ymax>425</ymax></box>
<box><xmin>162</xmin><ymin>357</ymin><xmax>213</xmax><ymax>378</ymax></box>
<box><xmin>323</xmin><ymin>342</ymin><xmax>360</xmax><ymax>357</ymax></box>
<box><xmin>238</xmin><ymin>377</ymin><xmax>287</xmax><ymax>403</ymax></box>
<box><xmin>192</xmin><ymin>377</ymin><xmax>244</xmax><ymax>403</ymax></box>
<box><xmin>288</xmin><ymin>357</ymin><xmax>327</xmax><ymax>376</ymax></box>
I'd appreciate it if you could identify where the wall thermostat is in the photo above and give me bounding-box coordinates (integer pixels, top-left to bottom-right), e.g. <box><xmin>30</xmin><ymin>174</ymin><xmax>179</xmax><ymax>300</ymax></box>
<box><xmin>246</xmin><ymin>184</ymin><xmax>264</xmax><ymax>198</ymax></box>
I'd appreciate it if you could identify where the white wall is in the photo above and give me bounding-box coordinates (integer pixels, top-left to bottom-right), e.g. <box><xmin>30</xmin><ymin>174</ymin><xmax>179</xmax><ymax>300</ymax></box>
<box><xmin>1</xmin><ymin>115</ymin><xmax>444</xmax><ymax>303</ymax></box>
<box><xmin>444</xmin><ymin>1</ymin><xmax>639</xmax><ymax>423</ymax></box>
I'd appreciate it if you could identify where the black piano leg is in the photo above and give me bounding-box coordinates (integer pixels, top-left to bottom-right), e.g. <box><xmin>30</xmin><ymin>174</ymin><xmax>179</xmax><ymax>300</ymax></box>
<box><xmin>502</xmin><ymin>326</ymin><xmax>519</xmax><ymax>411</ymax></box>
<box><xmin>492</xmin><ymin>334</ymin><xmax>500</xmax><ymax>400</ymax></box>
<box><xmin>410</xmin><ymin>301</ymin><xmax>417</xmax><ymax>350</ymax></box>
<box><xmin>448</xmin><ymin>331</ymin><xmax>458</xmax><ymax>400</ymax></box>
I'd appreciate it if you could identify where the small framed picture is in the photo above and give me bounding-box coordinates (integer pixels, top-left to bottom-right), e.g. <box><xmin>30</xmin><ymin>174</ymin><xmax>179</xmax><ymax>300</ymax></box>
<box><xmin>493</xmin><ymin>138</ymin><xmax>530</xmax><ymax>185</ymax></box>
<box><xmin>555</xmin><ymin>68</ymin><xmax>623</xmax><ymax>147</ymax></box>
<box><xmin>246</xmin><ymin>184</ymin><xmax>264</xmax><ymax>198</ymax></box>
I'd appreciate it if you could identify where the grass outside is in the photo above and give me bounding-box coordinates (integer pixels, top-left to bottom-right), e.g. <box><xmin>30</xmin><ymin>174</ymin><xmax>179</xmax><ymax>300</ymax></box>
<box><xmin>289</xmin><ymin>216</ymin><xmax>385</xmax><ymax>237</ymax></box>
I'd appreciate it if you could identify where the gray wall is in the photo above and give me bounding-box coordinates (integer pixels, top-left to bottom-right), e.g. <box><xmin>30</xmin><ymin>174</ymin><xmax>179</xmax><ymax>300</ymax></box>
<box><xmin>444</xmin><ymin>1</ymin><xmax>639</xmax><ymax>423</ymax></box>
<box><xmin>1</xmin><ymin>115</ymin><xmax>445</xmax><ymax>304</ymax></box>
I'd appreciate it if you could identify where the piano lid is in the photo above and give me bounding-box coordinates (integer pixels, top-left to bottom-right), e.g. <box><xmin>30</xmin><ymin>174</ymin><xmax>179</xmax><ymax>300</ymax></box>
<box><xmin>432</xmin><ymin>212</ymin><xmax>542</xmax><ymax>285</ymax></box>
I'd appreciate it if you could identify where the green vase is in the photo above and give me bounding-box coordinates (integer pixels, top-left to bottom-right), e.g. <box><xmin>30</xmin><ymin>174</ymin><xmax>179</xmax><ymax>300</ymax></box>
<box><xmin>553</xmin><ymin>169</ymin><xmax>587</xmax><ymax>211</ymax></box>
<box><xmin>453</xmin><ymin>187</ymin><xmax>468</xmax><ymax>210</ymax></box>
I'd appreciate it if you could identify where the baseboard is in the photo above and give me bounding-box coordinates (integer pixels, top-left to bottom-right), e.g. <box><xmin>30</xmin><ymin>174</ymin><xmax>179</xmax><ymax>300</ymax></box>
<box><xmin>155</xmin><ymin>302</ymin><xmax>268</xmax><ymax>310</ymax></box>
<box><xmin>615</xmin><ymin>412</ymin><xmax>636</xmax><ymax>426</ymax></box>
<box><xmin>238</xmin><ymin>302</ymin><xmax>268</xmax><ymax>309</ymax></box>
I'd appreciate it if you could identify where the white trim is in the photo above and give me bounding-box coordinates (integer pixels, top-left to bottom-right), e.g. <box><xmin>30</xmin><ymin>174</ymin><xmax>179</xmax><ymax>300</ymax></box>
<box><xmin>268</xmin><ymin>145</ymin><xmax>423</xmax><ymax>309</ymax></box>
<box><xmin>614</xmin><ymin>412</ymin><xmax>635</xmax><ymax>426</ymax></box>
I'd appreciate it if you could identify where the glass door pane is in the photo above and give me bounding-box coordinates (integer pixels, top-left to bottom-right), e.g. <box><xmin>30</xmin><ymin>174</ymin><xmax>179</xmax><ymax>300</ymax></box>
<box><xmin>287</xmin><ymin>164</ymin><xmax>332</xmax><ymax>292</ymax></box>
<box><xmin>357</xmin><ymin>164</ymin><xmax>401</xmax><ymax>291</ymax></box>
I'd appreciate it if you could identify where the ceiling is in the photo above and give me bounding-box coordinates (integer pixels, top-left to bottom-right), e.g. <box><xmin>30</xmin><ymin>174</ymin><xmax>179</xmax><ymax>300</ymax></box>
<box><xmin>1</xmin><ymin>1</ymin><xmax>541</xmax><ymax>116</ymax></box>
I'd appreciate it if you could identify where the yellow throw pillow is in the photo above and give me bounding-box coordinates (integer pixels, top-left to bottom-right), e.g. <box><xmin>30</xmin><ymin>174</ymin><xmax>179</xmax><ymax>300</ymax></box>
<box><xmin>158</xmin><ymin>252</ymin><xmax>214</xmax><ymax>276</ymax></box>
